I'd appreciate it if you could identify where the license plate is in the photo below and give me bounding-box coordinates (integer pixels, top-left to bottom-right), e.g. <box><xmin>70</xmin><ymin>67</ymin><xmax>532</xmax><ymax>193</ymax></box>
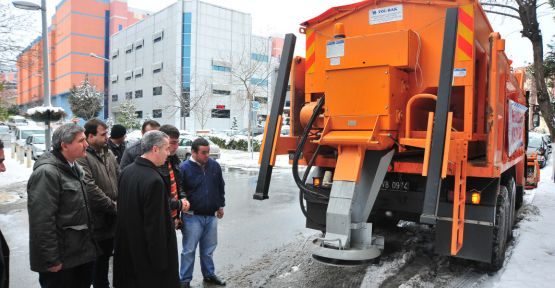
<box><xmin>381</xmin><ymin>180</ymin><xmax>410</xmax><ymax>191</ymax></box>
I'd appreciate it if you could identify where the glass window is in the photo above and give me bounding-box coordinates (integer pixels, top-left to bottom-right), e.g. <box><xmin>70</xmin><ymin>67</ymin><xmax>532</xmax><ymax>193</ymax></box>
<box><xmin>250</xmin><ymin>78</ymin><xmax>268</xmax><ymax>86</ymax></box>
<box><xmin>118</xmin><ymin>24</ymin><xmax>122</xmax><ymax>31</ymax></box>
<box><xmin>135</xmin><ymin>90</ymin><xmax>143</xmax><ymax>98</ymax></box>
<box><xmin>135</xmin><ymin>111</ymin><xmax>142</xmax><ymax>118</ymax></box>
<box><xmin>211</xmin><ymin>109</ymin><xmax>230</xmax><ymax>118</ymax></box>
<box><xmin>153</xmin><ymin>86</ymin><xmax>163</xmax><ymax>96</ymax></box>
<box><xmin>251</xmin><ymin>53</ymin><xmax>269</xmax><ymax>62</ymax></box>
<box><xmin>125</xmin><ymin>92</ymin><xmax>132</xmax><ymax>100</ymax></box>
<box><xmin>212</xmin><ymin>65</ymin><xmax>231</xmax><ymax>72</ymax></box>
<box><xmin>153</xmin><ymin>109</ymin><xmax>162</xmax><ymax>118</ymax></box>
<box><xmin>213</xmin><ymin>89</ymin><xmax>231</xmax><ymax>95</ymax></box>
<box><xmin>111</xmin><ymin>94</ymin><xmax>118</xmax><ymax>102</ymax></box>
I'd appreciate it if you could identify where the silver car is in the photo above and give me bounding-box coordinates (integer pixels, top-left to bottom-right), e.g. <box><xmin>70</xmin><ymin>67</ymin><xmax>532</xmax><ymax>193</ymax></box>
<box><xmin>176</xmin><ymin>136</ymin><xmax>221</xmax><ymax>161</ymax></box>
<box><xmin>25</xmin><ymin>134</ymin><xmax>46</xmax><ymax>160</ymax></box>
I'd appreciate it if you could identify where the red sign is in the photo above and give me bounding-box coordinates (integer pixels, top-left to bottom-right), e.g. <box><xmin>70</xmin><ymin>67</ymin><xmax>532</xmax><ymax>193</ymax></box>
<box><xmin>216</xmin><ymin>105</ymin><xmax>225</xmax><ymax>110</ymax></box>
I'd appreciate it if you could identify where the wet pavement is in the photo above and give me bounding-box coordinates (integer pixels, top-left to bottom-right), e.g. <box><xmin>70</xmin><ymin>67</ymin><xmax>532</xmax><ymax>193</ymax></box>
<box><xmin>0</xmin><ymin>166</ymin><xmax>309</xmax><ymax>288</ymax></box>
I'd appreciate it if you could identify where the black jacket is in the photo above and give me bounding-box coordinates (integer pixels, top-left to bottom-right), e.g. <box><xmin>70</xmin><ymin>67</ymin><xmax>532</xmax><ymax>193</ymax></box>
<box><xmin>119</xmin><ymin>140</ymin><xmax>141</xmax><ymax>170</ymax></box>
<box><xmin>27</xmin><ymin>151</ymin><xmax>97</xmax><ymax>272</ymax></box>
<box><xmin>114</xmin><ymin>157</ymin><xmax>179</xmax><ymax>288</ymax></box>
<box><xmin>107</xmin><ymin>139</ymin><xmax>126</xmax><ymax>165</ymax></box>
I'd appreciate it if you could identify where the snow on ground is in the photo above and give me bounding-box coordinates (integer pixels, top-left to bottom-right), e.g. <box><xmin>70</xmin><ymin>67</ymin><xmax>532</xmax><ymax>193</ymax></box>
<box><xmin>0</xmin><ymin>148</ymin><xmax>33</xmax><ymax>204</ymax></box>
<box><xmin>218</xmin><ymin>149</ymin><xmax>292</xmax><ymax>171</ymax></box>
<box><xmin>484</xmin><ymin>159</ymin><xmax>555</xmax><ymax>288</ymax></box>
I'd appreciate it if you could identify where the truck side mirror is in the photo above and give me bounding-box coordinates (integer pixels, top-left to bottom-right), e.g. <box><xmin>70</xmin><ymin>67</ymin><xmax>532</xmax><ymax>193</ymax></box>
<box><xmin>532</xmin><ymin>112</ymin><xmax>540</xmax><ymax>128</ymax></box>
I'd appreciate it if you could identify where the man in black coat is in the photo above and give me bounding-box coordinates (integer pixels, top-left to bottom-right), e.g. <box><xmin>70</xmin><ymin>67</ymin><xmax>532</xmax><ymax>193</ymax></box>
<box><xmin>119</xmin><ymin>120</ymin><xmax>160</xmax><ymax>169</ymax></box>
<box><xmin>114</xmin><ymin>130</ymin><xmax>180</xmax><ymax>288</ymax></box>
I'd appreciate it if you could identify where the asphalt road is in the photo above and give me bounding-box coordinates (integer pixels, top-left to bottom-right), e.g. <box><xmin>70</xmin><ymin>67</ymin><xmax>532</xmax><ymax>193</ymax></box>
<box><xmin>0</xmin><ymin>166</ymin><xmax>308</xmax><ymax>288</ymax></box>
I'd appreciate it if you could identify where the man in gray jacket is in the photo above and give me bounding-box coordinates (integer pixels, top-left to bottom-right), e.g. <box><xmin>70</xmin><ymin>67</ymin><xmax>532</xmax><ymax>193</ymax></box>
<box><xmin>27</xmin><ymin>123</ymin><xmax>97</xmax><ymax>288</ymax></box>
<box><xmin>77</xmin><ymin>119</ymin><xmax>118</xmax><ymax>288</ymax></box>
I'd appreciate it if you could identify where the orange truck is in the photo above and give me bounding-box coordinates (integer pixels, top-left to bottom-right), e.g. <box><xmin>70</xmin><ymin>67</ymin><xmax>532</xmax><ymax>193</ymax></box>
<box><xmin>255</xmin><ymin>0</ymin><xmax>528</xmax><ymax>270</ymax></box>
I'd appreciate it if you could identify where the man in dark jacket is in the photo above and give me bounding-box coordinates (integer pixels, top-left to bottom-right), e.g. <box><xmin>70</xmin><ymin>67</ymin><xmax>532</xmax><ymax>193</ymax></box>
<box><xmin>107</xmin><ymin>124</ymin><xmax>126</xmax><ymax>165</ymax></box>
<box><xmin>159</xmin><ymin>125</ymin><xmax>190</xmax><ymax>229</ymax></box>
<box><xmin>77</xmin><ymin>119</ymin><xmax>118</xmax><ymax>288</ymax></box>
<box><xmin>27</xmin><ymin>123</ymin><xmax>97</xmax><ymax>288</ymax></box>
<box><xmin>114</xmin><ymin>130</ymin><xmax>180</xmax><ymax>288</ymax></box>
<box><xmin>119</xmin><ymin>120</ymin><xmax>160</xmax><ymax>169</ymax></box>
<box><xmin>179</xmin><ymin>138</ymin><xmax>226</xmax><ymax>288</ymax></box>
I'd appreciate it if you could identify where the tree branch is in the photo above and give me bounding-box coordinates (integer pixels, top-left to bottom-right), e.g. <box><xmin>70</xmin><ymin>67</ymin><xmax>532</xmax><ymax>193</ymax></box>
<box><xmin>481</xmin><ymin>2</ymin><xmax>521</xmax><ymax>14</ymax></box>
<box><xmin>483</xmin><ymin>9</ymin><xmax>522</xmax><ymax>20</ymax></box>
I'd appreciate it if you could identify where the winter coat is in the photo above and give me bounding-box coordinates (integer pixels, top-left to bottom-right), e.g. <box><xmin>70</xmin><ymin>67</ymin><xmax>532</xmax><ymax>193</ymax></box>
<box><xmin>114</xmin><ymin>157</ymin><xmax>179</xmax><ymax>288</ymax></box>
<box><xmin>0</xmin><ymin>228</ymin><xmax>8</xmax><ymax>288</ymax></box>
<box><xmin>107</xmin><ymin>139</ymin><xmax>126</xmax><ymax>165</ymax></box>
<box><xmin>76</xmin><ymin>146</ymin><xmax>119</xmax><ymax>241</ymax></box>
<box><xmin>179</xmin><ymin>158</ymin><xmax>225</xmax><ymax>215</ymax></box>
<box><xmin>159</xmin><ymin>154</ymin><xmax>186</xmax><ymax>215</ymax></box>
<box><xmin>27</xmin><ymin>151</ymin><xmax>97</xmax><ymax>272</ymax></box>
<box><xmin>119</xmin><ymin>140</ymin><xmax>141</xmax><ymax>170</ymax></box>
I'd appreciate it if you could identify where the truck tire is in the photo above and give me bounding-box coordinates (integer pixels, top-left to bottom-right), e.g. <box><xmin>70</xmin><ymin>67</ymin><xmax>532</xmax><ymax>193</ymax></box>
<box><xmin>489</xmin><ymin>185</ymin><xmax>510</xmax><ymax>271</ymax></box>
<box><xmin>504</xmin><ymin>177</ymin><xmax>516</xmax><ymax>240</ymax></box>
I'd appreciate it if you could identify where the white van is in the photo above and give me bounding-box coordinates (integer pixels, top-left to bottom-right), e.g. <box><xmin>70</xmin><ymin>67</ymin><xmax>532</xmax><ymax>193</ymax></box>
<box><xmin>15</xmin><ymin>126</ymin><xmax>44</xmax><ymax>147</ymax></box>
<box><xmin>7</xmin><ymin>115</ymin><xmax>28</xmax><ymax>130</ymax></box>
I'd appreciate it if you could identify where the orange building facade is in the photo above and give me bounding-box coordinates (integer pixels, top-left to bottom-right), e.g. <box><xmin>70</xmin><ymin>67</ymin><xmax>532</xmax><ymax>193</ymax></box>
<box><xmin>16</xmin><ymin>0</ymin><xmax>145</xmax><ymax>118</ymax></box>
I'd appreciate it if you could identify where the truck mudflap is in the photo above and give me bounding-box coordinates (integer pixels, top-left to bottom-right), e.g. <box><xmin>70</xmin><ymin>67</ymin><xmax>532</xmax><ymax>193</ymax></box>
<box><xmin>435</xmin><ymin>202</ymin><xmax>495</xmax><ymax>263</ymax></box>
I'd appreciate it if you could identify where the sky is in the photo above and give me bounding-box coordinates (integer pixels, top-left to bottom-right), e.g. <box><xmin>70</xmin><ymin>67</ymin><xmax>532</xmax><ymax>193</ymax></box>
<box><xmin>11</xmin><ymin>0</ymin><xmax>555</xmax><ymax>67</ymax></box>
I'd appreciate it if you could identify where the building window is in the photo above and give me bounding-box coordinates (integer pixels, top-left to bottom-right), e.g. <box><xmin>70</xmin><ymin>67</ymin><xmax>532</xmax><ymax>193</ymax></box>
<box><xmin>212</xmin><ymin>65</ymin><xmax>231</xmax><ymax>72</ymax></box>
<box><xmin>135</xmin><ymin>39</ymin><xmax>144</xmax><ymax>50</ymax></box>
<box><xmin>250</xmin><ymin>78</ymin><xmax>268</xmax><ymax>86</ymax></box>
<box><xmin>153</xmin><ymin>109</ymin><xmax>162</xmax><ymax>118</ymax></box>
<box><xmin>110</xmin><ymin>75</ymin><xmax>118</xmax><ymax>83</ymax></box>
<box><xmin>111</xmin><ymin>94</ymin><xmax>118</xmax><ymax>102</ymax></box>
<box><xmin>152</xmin><ymin>62</ymin><xmax>163</xmax><ymax>73</ymax></box>
<box><xmin>213</xmin><ymin>89</ymin><xmax>231</xmax><ymax>95</ymax></box>
<box><xmin>125</xmin><ymin>43</ymin><xmax>133</xmax><ymax>54</ymax></box>
<box><xmin>134</xmin><ymin>68</ymin><xmax>143</xmax><ymax>78</ymax></box>
<box><xmin>135</xmin><ymin>111</ymin><xmax>142</xmax><ymax>118</ymax></box>
<box><xmin>251</xmin><ymin>53</ymin><xmax>269</xmax><ymax>62</ymax></box>
<box><xmin>111</xmin><ymin>49</ymin><xmax>119</xmax><ymax>59</ymax></box>
<box><xmin>254</xmin><ymin>96</ymin><xmax>268</xmax><ymax>104</ymax></box>
<box><xmin>153</xmin><ymin>86</ymin><xmax>162</xmax><ymax>96</ymax></box>
<box><xmin>125</xmin><ymin>91</ymin><xmax>132</xmax><ymax>100</ymax></box>
<box><xmin>153</xmin><ymin>30</ymin><xmax>164</xmax><ymax>43</ymax></box>
<box><xmin>211</xmin><ymin>109</ymin><xmax>230</xmax><ymax>118</ymax></box>
<box><xmin>135</xmin><ymin>90</ymin><xmax>143</xmax><ymax>98</ymax></box>
<box><xmin>124</xmin><ymin>70</ymin><xmax>133</xmax><ymax>80</ymax></box>
<box><xmin>118</xmin><ymin>24</ymin><xmax>123</xmax><ymax>31</ymax></box>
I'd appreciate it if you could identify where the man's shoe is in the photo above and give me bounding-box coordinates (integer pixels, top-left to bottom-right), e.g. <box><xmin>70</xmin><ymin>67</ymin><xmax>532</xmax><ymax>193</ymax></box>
<box><xmin>203</xmin><ymin>275</ymin><xmax>226</xmax><ymax>286</ymax></box>
<box><xmin>180</xmin><ymin>282</ymin><xmax>190</xmax><ymax>288</ymax></box>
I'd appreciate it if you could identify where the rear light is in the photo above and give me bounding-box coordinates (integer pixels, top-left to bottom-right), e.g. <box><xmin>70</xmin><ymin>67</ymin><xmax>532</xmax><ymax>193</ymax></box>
<box><xmin>471</xmin><ymin>192</ymin><xmax>481</xmax><ymax>205</ymax></box>
<box><xmin>313</xmin><ymin>177</ymin><xmax>322</xmax><ymax>187</ymax></box>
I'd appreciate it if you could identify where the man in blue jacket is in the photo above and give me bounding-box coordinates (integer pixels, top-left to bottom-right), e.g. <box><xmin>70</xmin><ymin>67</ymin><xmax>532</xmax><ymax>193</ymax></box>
<box><xmin>179</xmin><ymin>138</ymin><xmax>225</xmax><ymax>288</ymax></box>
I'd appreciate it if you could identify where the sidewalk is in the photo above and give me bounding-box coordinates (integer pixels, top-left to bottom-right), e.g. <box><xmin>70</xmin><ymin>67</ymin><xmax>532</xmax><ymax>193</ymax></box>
<box><xmin>218</xmin><ymin>149</ymin><xmax>291</xmax><ymax>171</ymax></box>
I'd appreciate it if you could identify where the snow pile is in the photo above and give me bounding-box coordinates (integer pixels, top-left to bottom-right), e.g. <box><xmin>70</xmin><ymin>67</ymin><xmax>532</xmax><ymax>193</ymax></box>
<box><xmin>26</xmin><ymin>106</ymin><xmax>65</xmax><ymax>115</ymax></box>
<box><xmin>0</xmin><ymin>148</ymin><xmax>33</xmax><ymax>205</ymax></box>
<box><xmin>218</xmin><ymin>149</ymin><xmax>291</xmax><ymax>171</ymax></box>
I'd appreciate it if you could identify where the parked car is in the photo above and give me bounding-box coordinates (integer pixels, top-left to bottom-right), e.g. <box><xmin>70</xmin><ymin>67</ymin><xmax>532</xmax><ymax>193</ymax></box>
<box><xmin>7</xmin><ymin>115</ymin><xmax>28</xmax><ymax>130</ymax></box>
<box><xmin>528</xmin><ymin>132</ymin><xmax>549</xmax><ymax>168</ymax></box>
<box><xmin>176</xmin><ymin>135</ymin><xmax>221</xmax><ymax>161</ymax></box>
<box><xmin>0</xmin><ymin>125</ymin><xmax>10</xmax><ymax>144</ymax></box>
<box><xmin>15</xmin><ymin>126</ymin><xmax>44</xmax><ymax>148</ymax></box>
<box><xmin>25</xmin><ymin>134</ymin><xmax>46</xmax><ymax>160</ymax></box>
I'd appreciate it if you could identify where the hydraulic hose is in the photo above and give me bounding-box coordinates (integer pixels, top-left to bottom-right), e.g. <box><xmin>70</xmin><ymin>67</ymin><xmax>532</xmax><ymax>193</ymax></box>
<box><xmin>299</xmin><ymin>144</ymin><xmax>322</xmax><ymax>219</ymax></box>
<box><xmin>292</xmin><ymin>96</ymin><xmax>329</xmax><ymax>205</ymax></box>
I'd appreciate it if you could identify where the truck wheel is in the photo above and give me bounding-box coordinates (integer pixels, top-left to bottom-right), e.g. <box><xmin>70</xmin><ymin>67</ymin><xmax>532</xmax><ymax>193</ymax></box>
<box><xmin>489</xmin><ymin>185</ymin><xmax>510</xmax><ymax>271</ymax></box>
<box><xmin>504</xmin><ymin>177</ymin><xmax>516</xmax><ymax>240</ymax></box>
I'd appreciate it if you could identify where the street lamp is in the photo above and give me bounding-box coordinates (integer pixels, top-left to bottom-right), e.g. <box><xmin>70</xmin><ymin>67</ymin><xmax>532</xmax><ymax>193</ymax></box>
<box><xmin>89</xmin><ymin>52</ymin><xmax>109</xmax><ymax>62</ymax></box>
<box><xmin>89</xmin><ymin>52</ymin><xmax>110</xmax><ymax>120</ymax></box>
<box><xmin>13</xmin><ymin>0</ymin><xmax>54</xmax><ymax>150</ymax></box>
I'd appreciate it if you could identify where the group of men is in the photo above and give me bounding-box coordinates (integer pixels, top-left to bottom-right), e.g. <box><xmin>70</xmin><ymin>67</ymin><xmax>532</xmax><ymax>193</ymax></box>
<box><xmin>25</xmin><ymin>119</ymin><xmax>226</xmax><ymax>288</ymax></box>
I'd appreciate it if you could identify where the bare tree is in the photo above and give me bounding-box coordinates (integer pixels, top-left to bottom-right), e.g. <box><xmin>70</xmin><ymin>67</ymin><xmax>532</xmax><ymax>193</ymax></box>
<box><xmin>482</xmin><ymin>0</ymin><xmax>555</xmax><ymax>140</ymax></box>
<box><xmin>228</xmin><ymin>38</ymin><xmax>273</xmax><ymax>152</ymax></box>
<box><xmin>156</xmin><ymin>71</ymin><xmax>213</xmax><ymax>131</ymax></box>
<box><xmin>0</xmin><ymin>2</ymin><xmax>38</xmax><ymax>71</ymax></box>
